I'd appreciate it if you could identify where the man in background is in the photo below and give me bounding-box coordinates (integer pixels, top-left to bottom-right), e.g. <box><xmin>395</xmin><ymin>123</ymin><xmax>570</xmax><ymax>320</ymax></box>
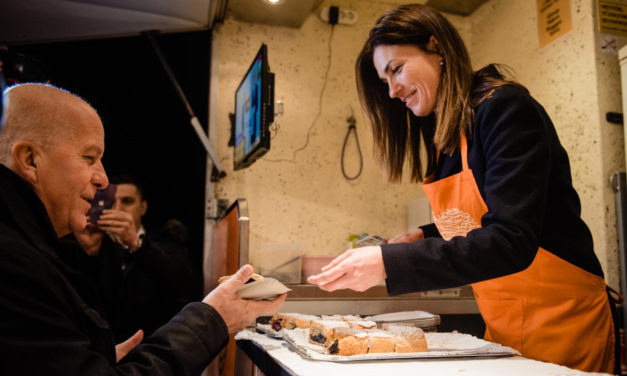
<box><xmin>0</xmin><ymin>83</ymin><xmax>285</xmax><ymax>374</ymax></box>
<box><xmin>79</xmin><ymin>174</ymin><xmax>198</xmax><ymax>342</ymax></box>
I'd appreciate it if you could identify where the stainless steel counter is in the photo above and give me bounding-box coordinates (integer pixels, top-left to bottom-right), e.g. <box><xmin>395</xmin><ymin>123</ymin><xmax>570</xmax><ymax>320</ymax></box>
<box><xmin>280</xmin><ymin>283</ymin><xmax>479</xmax><ymax>315</ymax></box>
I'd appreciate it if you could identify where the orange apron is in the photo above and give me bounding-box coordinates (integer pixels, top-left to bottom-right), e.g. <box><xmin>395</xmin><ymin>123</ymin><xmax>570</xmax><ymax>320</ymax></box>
<box><xmin>421</xmin><ymin>137</ymin><xmax>615</xmax><ymax>373</ymax></box>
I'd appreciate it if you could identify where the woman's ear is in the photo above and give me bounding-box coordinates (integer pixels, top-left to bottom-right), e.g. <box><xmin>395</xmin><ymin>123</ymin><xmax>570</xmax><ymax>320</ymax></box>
<box><xmin>11</xmin><ymin>141</ymin><xmax>39</xmax><ymax>183</ymax></box>
<box><xmin>427</xmin><ymin>35</ymin><xmax>441</xmax><ymax>55</ymax></box>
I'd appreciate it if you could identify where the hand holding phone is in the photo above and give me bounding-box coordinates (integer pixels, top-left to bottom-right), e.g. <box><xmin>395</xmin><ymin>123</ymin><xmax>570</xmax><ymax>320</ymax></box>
<box><xmin>87</xmin><ymin>184</ymin><xmax>117</xmax><ymax>225</ymax></box>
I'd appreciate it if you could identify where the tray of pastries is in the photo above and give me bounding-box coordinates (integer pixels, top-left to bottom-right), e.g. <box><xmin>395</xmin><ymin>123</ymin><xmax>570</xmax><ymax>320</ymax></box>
<box><xmin>262</xmin><ymin>312</ymin><xmax>518</xmax><ymax>361</ymax></box>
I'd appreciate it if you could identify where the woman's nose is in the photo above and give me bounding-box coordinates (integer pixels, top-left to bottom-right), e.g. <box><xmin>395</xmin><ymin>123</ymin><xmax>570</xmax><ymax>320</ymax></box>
<box><xmin>388</xmin><ymin>80</ymin><xmax>400</xmax><ymax>99</ymax></box>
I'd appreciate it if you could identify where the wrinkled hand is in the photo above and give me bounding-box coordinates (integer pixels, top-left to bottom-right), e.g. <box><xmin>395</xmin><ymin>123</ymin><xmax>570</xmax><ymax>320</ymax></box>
<box><xmin>388</xmin><ymin>228</ymin><xmax>424</xmax><ymax>244</ymax></box>
<box><xmin>97</xmin><ymin>209</ymin><xmax>139</xmax><ymax>250</ymax></box>
<box><xmin>74</xmin><ymin>225</ymin><xmax>105</xmax><ymax>256</ymax></box>
<box><xmin>203</xmin><ymin>265</ymin><xmax>287</xmax><ymax>333</ymax></box>
<box><xmin>115</xmin><ymin>329</ymin><xmax>143</xmax><ymax>363</ymax></box>
<box><xmin>307</xmin><ymin>246</ymin><xmax>386</xmax><ymax>292</ymax></box>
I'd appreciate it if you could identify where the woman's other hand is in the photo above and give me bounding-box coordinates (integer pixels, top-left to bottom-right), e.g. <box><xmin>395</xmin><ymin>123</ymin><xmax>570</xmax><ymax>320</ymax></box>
<box><xmin>388</xmin><ymin>228</ymin><xmax>424</xmax><ymax>244</ymax></box>
<box><xmin>307</xmin><ymin>246</ymin><xmax>386</xmax><ymax>292</ymax></box>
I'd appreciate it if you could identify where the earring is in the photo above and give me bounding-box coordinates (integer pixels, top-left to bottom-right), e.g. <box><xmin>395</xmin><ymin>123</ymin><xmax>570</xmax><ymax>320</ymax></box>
<box><xmin>440</xmin><ymin>59</ymin><xmax>444</xmax><ymax>66</ymax></box>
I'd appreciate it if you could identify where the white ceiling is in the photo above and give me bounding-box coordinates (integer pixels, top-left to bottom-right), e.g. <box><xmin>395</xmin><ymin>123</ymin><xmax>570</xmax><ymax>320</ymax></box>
<box><xmin>0</xmin><ymin>0</ymin><xmax>487</xmax><ymax>45</ymax></box>
<box><xmin>0</xmin><ymin>0</ymin><xmax>217</xmax><ymax>44</ymax></box>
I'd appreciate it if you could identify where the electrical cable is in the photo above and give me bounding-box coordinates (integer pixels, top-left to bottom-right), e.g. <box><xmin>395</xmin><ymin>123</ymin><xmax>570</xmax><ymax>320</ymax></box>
<box><xmin>341</xmin><ymin>111</ymin><xmax>363</xmax><ymax>180</ymax></box>
<box><xmin>264</xmin><ymin>24</ymin><xmax>335</xmax><ymax>163</ymax></box>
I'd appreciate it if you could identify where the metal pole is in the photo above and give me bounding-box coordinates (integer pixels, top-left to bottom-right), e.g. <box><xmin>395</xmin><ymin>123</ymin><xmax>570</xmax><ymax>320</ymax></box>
<box><xmin>143</xmin><ymin>30</ymin><xmax>226</xmax><ymax>180</ymax></box>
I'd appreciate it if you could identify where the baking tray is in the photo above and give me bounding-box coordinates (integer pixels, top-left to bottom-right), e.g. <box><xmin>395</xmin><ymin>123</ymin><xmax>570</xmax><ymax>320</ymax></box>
<box><xmin>282</xmin><ymin>328</ymin><xmax>519</xmax><ymax>362</ymax></box>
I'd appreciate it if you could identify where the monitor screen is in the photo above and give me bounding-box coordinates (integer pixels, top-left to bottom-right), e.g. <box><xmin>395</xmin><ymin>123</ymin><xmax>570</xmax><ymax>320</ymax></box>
<box><xmin>233</xmin><ymin>44</ymin><xmax>274</xmax><ymax>170</ymax></box>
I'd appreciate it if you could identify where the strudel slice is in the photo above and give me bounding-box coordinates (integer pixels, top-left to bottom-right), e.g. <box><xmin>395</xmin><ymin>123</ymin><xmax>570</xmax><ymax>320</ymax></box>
<box><xmin>308</xmin><ymin>320</ymin><xmax>350</xmax><ymax>347</ymax></box>
<box><xmin>328</xmin><ymin>328</ymin><xmax>369</xmax><ymax>356</ymax></box>
<box><xmin>270</xmin><ymin>313</ymin><xmax>319</xmax><ymax>331</ymax></box>
<box><xmin>383</xmin><ymin>324</ymin><xmax>428</xmax><ymax>353</ymax></box>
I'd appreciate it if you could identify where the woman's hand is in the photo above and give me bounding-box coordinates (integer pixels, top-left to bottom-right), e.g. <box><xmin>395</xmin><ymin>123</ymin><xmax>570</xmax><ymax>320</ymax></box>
<box><xmin>387</xmin><ymin>228</ymin><xmax>424</xmax><ymax>244</ymax></box>
<box><xmin>307</xmin><ymin>246</ymin><xmax>386</xmax><ymax>292</ymax></box>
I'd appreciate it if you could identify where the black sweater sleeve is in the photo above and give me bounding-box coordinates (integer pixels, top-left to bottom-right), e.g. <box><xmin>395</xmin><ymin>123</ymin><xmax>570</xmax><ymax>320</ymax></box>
<box><xmin>381</xmin><ymin>86</ymin><xmax>578</xmax><ymax>295</ymax></box>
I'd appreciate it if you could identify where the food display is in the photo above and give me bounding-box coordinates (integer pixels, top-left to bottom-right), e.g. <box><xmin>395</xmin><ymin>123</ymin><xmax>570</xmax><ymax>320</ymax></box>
<box><xmin>269</xmin><ymin>312</ymin><xmax>428</xmax><ymax>355</ymax></box>
<box><xmin>249</xmin><ymin>311</ymin><xmax>518</xmax><ymax>361</ymax></box>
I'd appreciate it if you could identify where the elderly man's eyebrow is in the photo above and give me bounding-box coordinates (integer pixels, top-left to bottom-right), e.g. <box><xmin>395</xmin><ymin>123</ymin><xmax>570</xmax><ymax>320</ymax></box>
<box><xmin>83</xmin><ymin>145</ymin><xmax>103</xmax><ymax>155</ymax></box>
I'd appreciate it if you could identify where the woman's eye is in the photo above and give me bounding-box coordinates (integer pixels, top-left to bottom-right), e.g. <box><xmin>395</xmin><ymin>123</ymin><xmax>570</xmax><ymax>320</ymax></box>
<box><xmin>391</xmin><ymin>64</ymin><xmax>402</xmax><ymax>74</ymax></box>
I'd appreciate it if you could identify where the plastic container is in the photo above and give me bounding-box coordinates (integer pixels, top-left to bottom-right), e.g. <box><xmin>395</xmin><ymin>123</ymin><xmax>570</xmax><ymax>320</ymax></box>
<box><xmin>301</xmin><ymin>255</ymin><xmax>335</xmax><ymax>282</ymax></box>
<box><xmin>254</xmin><ymin>243</ymin><xmax>303</xmax><ymax>284</ymax></box>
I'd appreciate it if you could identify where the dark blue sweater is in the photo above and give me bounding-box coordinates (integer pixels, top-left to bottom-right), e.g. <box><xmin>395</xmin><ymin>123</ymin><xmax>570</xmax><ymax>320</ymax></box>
<box><xmin>382</xmin><ymin>85</ymin><xmax>603</xmax><ymax>295</ymax></box>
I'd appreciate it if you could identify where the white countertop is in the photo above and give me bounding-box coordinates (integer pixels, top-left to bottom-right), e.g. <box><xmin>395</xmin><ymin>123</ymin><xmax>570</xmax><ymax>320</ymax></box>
<box><xmin>235</xmin><ymin>330</ymin><xmax>611</xmax><ymax>376</ymax></box>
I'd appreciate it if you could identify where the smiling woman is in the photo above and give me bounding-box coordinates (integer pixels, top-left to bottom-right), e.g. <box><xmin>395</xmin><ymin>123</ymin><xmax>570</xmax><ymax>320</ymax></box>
<box><xmin>306</xmin><ymin>3</ymin><xmax>621</xmax><ymax>374</ymax></box>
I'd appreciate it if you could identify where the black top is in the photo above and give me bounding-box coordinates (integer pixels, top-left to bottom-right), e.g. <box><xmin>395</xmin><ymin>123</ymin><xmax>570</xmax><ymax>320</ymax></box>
<box><xmin>0</xmin><ymin>164</ymin><xmax>228</xmax><ymax>375</ymax></box>
<box><xmin>382</xmin><ymin>85</ymin><xmax>603</xmax><ymax>295</ymax></box>
<box><xmin>79</xmin><ymin>221</ymin><xmax>198</xmax><ymax>343</ymax></box>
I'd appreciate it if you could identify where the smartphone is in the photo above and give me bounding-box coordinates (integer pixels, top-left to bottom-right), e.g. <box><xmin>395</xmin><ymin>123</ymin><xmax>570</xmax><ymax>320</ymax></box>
<box><xmin>87</xmin><ymin>184</ymin><xmax>117</xmax><ymax>225</ymax></box>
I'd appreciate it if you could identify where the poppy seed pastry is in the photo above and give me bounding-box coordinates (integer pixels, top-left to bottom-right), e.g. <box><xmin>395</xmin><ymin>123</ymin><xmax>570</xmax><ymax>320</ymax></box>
<box><xmin>269</xmin><ymin>313</ymin><xmax>319</xmax><ymax>331</ymax></box>
<box><xmin>328</xmin><ymin>328</ymin><xmax>369</xmax><ymax>355</ymax></box>
<box><xmin>308</xmin><ymin>320</ymin><xmax>350</xmax><ymax>347</ymax></box>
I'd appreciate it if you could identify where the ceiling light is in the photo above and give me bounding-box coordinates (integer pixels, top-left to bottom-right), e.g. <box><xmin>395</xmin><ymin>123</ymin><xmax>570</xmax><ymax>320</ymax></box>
<box><xmin>264</xmin><ymin>0</ymin><xmax>284</xmax><ymax>4</ymax></box>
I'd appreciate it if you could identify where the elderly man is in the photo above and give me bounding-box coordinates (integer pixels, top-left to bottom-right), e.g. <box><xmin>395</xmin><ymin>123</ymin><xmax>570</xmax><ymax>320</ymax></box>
<box><xmin>0</xmin><ymin>83</ymin><xmax>285</xmax><ymax>374</ymax></box>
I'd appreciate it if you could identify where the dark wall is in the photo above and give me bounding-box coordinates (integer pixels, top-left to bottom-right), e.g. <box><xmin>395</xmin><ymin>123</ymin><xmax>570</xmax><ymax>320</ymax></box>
<box><xmin>10</xmin><ymin>30</ymin><xmax>212</xmax><ymax>292</ymax></box>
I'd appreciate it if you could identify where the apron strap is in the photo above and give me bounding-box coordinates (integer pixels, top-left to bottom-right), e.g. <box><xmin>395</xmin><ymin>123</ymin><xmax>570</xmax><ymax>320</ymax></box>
<box><xmin>461</xmin><ymin>136</ymin><xmax>469</xmax><ymax>171</ymax></box>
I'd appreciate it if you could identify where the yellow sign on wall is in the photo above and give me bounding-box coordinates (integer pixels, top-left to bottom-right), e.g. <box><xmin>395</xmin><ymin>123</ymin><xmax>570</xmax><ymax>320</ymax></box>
<box><xmin>598</xmin><ymin>0</ymin><xmax>627</xmax><ymax>37</ymax></box>
<box><xmin>537</xmin><ymin>0</ymin><xmax>573</xmax><ymax>48</ymax></box>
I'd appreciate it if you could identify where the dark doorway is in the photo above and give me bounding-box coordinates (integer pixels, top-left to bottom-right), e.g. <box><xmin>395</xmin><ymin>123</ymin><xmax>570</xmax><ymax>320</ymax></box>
<box><xmin>10</xmin><ymin>30</ymin><xmax>212</xmax><ymax>295</ymax></box>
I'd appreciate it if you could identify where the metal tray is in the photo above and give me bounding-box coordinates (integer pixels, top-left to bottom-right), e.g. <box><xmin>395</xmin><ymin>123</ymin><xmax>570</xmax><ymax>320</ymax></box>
<box><xmin>282</xmin><ymin>329</ymin><xmax>519</xmax><ymax>362</ymax></box>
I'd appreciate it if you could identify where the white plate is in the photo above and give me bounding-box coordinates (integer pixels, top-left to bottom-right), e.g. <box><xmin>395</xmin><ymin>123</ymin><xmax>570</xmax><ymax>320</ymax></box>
<box><xmin>237</xmin><ymin>278</ymin><xmax>291</xmax><ymax>300</ymax></box>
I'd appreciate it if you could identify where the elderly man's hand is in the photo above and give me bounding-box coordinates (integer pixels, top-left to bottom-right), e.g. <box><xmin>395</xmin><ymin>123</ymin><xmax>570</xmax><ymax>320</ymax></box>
<box><xmin>203</xmin><ymin>265</ymin><xmax>286</xmax><ymax>333</ymax></box>
<box><xmin>115</xmin><ymin>330</ymin><xmax>143</xmax><ymax>363</ymax></box>
<box><xmin>97</xmin><ymin>209</ymin><xmax>139</xmax><ymax>250</ymax></box>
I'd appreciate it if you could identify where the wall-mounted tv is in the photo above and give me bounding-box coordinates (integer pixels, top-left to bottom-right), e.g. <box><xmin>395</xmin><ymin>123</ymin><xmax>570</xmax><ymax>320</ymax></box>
<box><xmin>233</xmin><ymin>44</ymin><xmax>274</xmax><ymax>170</ymax></box>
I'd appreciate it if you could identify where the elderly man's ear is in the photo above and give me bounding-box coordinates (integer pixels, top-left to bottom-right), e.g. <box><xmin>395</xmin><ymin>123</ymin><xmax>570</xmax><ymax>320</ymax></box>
<box><xmin>11</xmin><ymin>141</ymin><xmax>40</xmax><ymax>184</ymax></box>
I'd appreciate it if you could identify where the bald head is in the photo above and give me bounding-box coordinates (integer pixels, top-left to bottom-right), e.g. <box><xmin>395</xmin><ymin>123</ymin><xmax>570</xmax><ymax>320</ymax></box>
<box><xmin>0</xmin><ymin>83</ymin><xmax>99</xmax><ymax>166</ymax></box>
<box><xmin>0</xmin><ymin>83</ymin><xmax>109</xmax><ymax>237</ymax></box>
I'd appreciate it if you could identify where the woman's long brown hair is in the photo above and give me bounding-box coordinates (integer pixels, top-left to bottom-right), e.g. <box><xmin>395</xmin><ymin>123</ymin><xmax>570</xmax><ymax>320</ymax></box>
<box><xmin>356</xmin><ymin>4</ymin><xmax>524</xmax><ymax>183</ymax></box>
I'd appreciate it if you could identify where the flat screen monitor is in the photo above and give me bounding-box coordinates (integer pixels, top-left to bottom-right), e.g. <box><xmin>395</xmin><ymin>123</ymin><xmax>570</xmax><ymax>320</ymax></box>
<box><xmin>233</xmin><ymin>44</ymin><xmax>274</xmax><ymax>170</ymax></box>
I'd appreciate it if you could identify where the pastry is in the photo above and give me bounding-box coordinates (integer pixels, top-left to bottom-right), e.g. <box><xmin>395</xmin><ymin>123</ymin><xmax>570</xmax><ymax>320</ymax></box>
<box><xmin>364</xmin><ymin>329</ymin><xmax>397</xmax><ymax>353</ymax></box>
<box><xmin>320</xmin><ymin>314</ymin><xmax>376</xmax><ymax>329</ymax></box>
<box><xmin>308</xmin><ymin>319</ymin><xmax>350</xmax><ymax>347</ymax></box>
<box><xmin>328</xmin><ymin>327</ymin><xmax>369</xmax><ymax>355</ymax></box>
<box><xmin>269</xmin><ymin>313</ymin><xmax>319</xmax><ymax>331</ymax></box>
<box><xmin>347</xmin><ymin>320</ymin><xmax>377</xmax><ymax>329</ymax></box>
<box><xmin>383</xmin><ymin>324</ymin><xmax>428</xmax><ymax>353</ymax></box>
